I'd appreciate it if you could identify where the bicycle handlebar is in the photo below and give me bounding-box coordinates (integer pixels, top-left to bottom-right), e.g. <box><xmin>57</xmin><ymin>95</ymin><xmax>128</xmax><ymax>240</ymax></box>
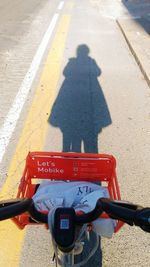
<box><xmin>28</xmin><ymin>198</ymin><xmax>150</xmax><ymax>233</ymax></box>
<box><xmin>0</xmin><ymin>198</ymin><xmax>149</xmax><ymax>233</ymax></box>
<box><xmin>0</xmin><ymin>198</ymin><xmax>32</xmax><ymax>221</ymax></box>
<box><xmin>74</xmin><ymin>198</ymin><xmax>150</xmax><ymax>233</ymax></box>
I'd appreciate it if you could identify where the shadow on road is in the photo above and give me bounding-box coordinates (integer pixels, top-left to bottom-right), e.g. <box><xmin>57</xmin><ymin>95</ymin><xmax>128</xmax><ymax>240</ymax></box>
<box><xmin>49</xmin><ymin>44</ymin><xmax>112</xmax><ymax>153</ymax></box>
<box><xmin>48</xmin><ymin>44</ymin><xmax>112</xmax><ymax>267</ymax></box>
<box><xmin>122</xmin><ymin>0</ymin><xmax>150</xmax><ymax>35</ymax></box>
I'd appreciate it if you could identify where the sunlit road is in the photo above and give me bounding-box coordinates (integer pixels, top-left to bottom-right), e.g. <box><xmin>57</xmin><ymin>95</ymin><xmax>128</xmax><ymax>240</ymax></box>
<box><xmin>0</xmin><ymin>0</ymin><xmax>150</xmax><ymax>266</ymax></box>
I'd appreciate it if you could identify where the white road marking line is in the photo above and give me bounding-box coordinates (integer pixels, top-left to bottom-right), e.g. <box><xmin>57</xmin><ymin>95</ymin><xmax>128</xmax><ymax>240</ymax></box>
<box><xmin>0</xmin><ymin>13</ymin><xmax>59</xmax><ymax>164</ymax></box>
<box><xmin>58</xmin><ymin>1</ymin><xmax>64</xmax><ymax>10</ymax></box>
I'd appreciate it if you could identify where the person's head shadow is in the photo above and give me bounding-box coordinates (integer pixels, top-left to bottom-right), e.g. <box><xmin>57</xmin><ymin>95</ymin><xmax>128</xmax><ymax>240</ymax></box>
<box><xmin>49</xmin><ymin>44</ymin><xmax>112</xmax><ymax>153</ymax></box>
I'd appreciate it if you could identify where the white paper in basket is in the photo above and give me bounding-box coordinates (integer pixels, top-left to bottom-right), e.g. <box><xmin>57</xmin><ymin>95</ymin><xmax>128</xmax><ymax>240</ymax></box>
<box><xmin>33</xmin><ymin>181</ymin><xmax>116</xmax><ymax>238</ymax></box>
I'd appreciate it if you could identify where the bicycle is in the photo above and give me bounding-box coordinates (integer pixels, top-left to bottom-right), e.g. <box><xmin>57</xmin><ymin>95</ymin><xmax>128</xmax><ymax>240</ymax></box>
<box><xmin>0</xmin><ymin>152</ymin><xmax>149</xmax><ymax>267</ymax></box>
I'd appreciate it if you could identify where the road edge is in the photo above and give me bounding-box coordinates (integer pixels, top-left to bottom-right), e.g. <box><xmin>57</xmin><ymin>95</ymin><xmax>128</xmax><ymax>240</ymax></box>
<box><xmin>116</xmin><ymin>19</ymin><xmax>150</xmax><ymax>88</ymax></box>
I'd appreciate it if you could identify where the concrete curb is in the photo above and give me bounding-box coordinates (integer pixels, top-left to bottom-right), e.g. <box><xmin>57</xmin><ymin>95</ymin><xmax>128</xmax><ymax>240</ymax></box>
<box><xmin>116</xmin><ymin>19</ymin><xmax>150</xmax><ymax>88</ymax></box>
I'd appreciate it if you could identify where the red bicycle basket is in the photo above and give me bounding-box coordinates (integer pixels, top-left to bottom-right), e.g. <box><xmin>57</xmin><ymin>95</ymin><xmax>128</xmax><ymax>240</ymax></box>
<box><xmin>12</xmin><ymin>152</ymin><xmax>124</xmax><ymax>232</ymax></box>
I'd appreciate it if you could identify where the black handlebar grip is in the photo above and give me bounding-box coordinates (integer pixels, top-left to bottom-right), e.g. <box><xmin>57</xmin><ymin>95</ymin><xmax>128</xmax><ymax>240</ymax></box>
<box><xmin>134</xmin><ymin>208</ymin><xmax>150</xmax><ymax>233</ymax></box>
<box><xmin>0</xmin><ymin>198</ymin><xmax>32</xmax><ymax>221</ymax></box>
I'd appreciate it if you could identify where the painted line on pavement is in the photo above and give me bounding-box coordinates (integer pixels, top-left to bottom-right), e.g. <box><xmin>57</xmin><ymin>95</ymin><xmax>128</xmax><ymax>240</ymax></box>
<box><xmin>58</xmin><ymin>1</ymin><xmax>64</xmax><ymax>10</ymax></box>
<box><xmin>0</xmin><ymin>13</ymin><xmax>59</xmax><ymax>164</ymax></box>
<box><xmin>0</xmin><ymin>15</ymin><xmax>71</xmax><ymax>267</ymax></box>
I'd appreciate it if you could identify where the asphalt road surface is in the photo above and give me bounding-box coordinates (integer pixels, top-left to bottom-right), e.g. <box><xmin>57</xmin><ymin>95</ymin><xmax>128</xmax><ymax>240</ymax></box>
<box><xmin>0</xmin><ymin>0</ymin><xmax>150</xmax><ymax>266</ymax></box>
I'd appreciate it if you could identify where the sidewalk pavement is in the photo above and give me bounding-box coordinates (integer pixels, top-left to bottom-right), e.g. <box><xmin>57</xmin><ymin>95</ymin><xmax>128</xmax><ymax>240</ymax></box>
<box><xmin>117</xmin><ymin>16</ymin><xmax>150</xmax><ymax>87</ymax></box>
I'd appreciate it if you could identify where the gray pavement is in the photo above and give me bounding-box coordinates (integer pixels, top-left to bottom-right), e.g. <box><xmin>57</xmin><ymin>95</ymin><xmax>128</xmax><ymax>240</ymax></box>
<box><xmin>0</xmin><ymin>1</ymin><xmax>150</xmax><ymax>267</ymax></box>
<box><xmin>117</xmin><ymin>0</ymin><xmax>150</xmax><ymax>87</ymax></box>
<box><xmin>0</xmin><ymin>0</ymin><xmax>61</xmax><ymax>185</ymax></box>
<box><xmin>97</xmin><ymin>0</ymin><xmax>150</xmax><ymax>88</ymax></box>
<box><xmin>46</xmin><ymin>1</ymin><xmax>150</xmax><ymax>266</ymax></box>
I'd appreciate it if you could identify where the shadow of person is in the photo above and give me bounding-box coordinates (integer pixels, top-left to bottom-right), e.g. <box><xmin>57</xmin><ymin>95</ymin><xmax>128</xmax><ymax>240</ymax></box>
<box><xmin>49</xmin><ymin>44</ymin><xmax>112</xmax><ymax>153</ymax></box>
